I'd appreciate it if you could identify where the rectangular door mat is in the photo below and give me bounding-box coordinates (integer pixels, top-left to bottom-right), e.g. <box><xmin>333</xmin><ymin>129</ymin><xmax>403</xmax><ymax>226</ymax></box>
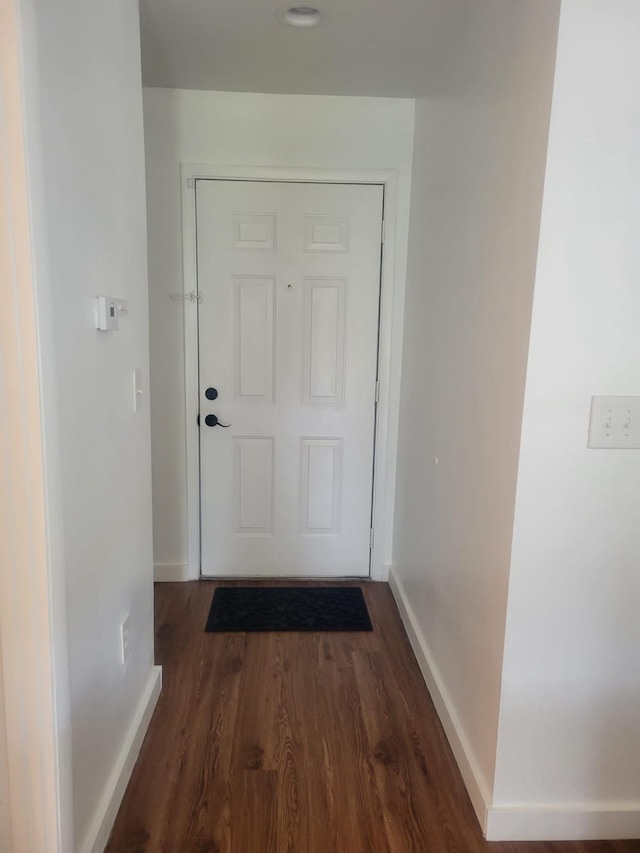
<box><xmin>205</xmin><ymin>586</ymin><xmax>373</xmax><ymax>632</ymax></box>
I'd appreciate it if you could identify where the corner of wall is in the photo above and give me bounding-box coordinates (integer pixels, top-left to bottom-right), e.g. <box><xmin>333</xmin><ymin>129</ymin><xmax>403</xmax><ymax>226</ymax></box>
<box><xmin>388</xmin><ymin>568</ymin><xmax>491</xmax><ymax>833</ymax></box>
<box><xmin>81</xmin><ymin>667</ymin><xmax>162</xmax><ymax>853</ymax></box>
<box><xmin>154</xmin><ymin>563</ymin><xmax>191</xmax><ymax>582</ymax></box>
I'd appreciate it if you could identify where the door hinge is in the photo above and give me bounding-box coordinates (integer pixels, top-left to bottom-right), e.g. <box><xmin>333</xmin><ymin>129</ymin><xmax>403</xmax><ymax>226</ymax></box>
<box><xmin>170</xmin><ymin>290</ymin><xmax>202</xmax><ymax>304</ymax></box>
<box><xmin>370</xmin><ymin>528</ymin><xmax>375</xmax><ymax>549</ymax></box>
<box><xmin>375</xmin><ymin>380</ymin><xmax>380</xmax><ymax>403</ymax></box>
<box><xmin>381</xmin><ymin>218</ymin><xmax>385</xmax><ymax>244</ymax></box>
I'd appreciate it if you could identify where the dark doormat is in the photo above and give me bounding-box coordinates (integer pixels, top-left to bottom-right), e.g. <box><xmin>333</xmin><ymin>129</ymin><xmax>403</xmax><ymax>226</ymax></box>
<box><xmin>205</xmin><ymin>586</ymin><xmax>373</xmax><ymax>633</ymax></box>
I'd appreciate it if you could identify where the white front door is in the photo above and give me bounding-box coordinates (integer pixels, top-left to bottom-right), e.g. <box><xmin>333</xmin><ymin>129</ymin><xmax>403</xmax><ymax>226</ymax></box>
<box><xmin>196</xmin><ymin>180</ymin><xmax>383</xmax><ymax>577</ymax></box>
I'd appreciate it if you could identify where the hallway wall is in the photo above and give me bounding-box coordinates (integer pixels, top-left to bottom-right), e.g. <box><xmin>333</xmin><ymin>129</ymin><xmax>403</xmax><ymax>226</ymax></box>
<box><xmin>491</xmin><ymin>0</ymin><xmax>640</xmax><ymax>839</ymax></box>
<box><xmin>0</xmin><ymin>0</ymin><xmax>63</xmax><ymax>843</ymax></box>
<box><xmin>0</xmin><ymin>634</ymin><xmax>10</xmax><ymax>852</ymax></box>
<box><xmin>391</xmin><ymin>0</ymin><xmax>560</xmax><ymax>826</ymax></box>
<box><xmin>142</xmin><ymin>88</ymin><xmax>415</xmax><ymax>579</ymax></box>
<box><xmin>18</xmin><ymin>0</ymin><xmax>160</xmax><ymax>849</ymax></box>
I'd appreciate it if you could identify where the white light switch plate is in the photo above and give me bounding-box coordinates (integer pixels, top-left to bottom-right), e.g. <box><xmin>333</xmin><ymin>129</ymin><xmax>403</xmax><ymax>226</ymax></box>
<box><xmin>588</xmin><ymin>396</ymin><xmax>640</xmax><ymax>449</ymax></box>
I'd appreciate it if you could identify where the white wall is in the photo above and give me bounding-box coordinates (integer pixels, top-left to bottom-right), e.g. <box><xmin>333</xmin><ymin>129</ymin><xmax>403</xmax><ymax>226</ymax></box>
<box><xmin>0</xmin><ymin>637</ymin><xmax>10</xmax><ymax>852</ymax></box>
<box><xmin>19</xmin><ymin>0</ymin><xmax>160</xmax><ymax>849</ymax></box>
<box><xmin>142</xmin><ymin>88</ymin><xmax>415</xmax><ymax>578</ymax></box>
<box><xmin>491</xmin><ymin>0</ymin><xmax>640</xmax><ymax>838</ymax></box>
<box><xmin>1</xmin><ymin>0</ymin><xmax>63</xmax><ymax>845</ymax></box>
<box><xmin>391</xmin><ymin>0</ymin><xmax>559</xmax><ymax>823</ymax></box>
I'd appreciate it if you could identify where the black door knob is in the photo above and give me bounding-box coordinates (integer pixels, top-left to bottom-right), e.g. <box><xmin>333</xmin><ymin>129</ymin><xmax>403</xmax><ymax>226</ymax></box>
<box><xmin>205</xmin><ymin>387</ymin><xmax>218</xmax><ymax>400</ymax></box>
<box><xmin>205</xmin><ymin>414</ymin><xmax>231</xmax><ymax>428</ymax></box>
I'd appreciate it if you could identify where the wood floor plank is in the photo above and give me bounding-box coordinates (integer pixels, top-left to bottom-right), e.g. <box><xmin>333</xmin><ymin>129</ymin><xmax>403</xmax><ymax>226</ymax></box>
<box><xmin>159</xmin><ymin>631</ymin><xmax>244</xmax><ymax>850</ymax></box>
<box><xmin>105</xmin><ymin>581</ymin><xmax>640</xmax><ymax>853</ymax></box>
<box><xmin>230</xmin><ymin>770</ymin><xmax>278</xmax><ymax>853</ymax></box>
<box><xmin>306</xmin><ymin>636</ymin><xmax>390</xmax><ymax>853</ymax></box>
<box><xmin>353</xmin><ymin>648</ymin><xmax>442</xmax><ymax>853</ymax></box>
<box><xmin>230</xmin><ymin>633</ymin><xmax>280</xmax><ymax>772</ymax></box>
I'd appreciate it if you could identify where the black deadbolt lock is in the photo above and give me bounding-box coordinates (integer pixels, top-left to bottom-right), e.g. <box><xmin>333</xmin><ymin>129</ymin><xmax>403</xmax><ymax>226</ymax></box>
<box><xmin>205</xmin><ymin>387</ymin><xmax>219</xmax><ymax>401</ymax></box>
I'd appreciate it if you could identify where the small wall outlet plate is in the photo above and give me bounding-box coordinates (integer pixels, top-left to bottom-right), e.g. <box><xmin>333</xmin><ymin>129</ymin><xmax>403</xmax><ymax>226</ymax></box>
<box><xmin>588</xmin><ymin>396</ymin><xmax>640</xmax><ymax>449</ymax></box>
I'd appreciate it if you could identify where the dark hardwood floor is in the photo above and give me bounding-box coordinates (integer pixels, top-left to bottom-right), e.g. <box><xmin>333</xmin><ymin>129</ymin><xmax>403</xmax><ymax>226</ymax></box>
<box><xmin>106</xmin><ymin>581</ymin><xmax>640</xmax><ymax>852</ymax></box>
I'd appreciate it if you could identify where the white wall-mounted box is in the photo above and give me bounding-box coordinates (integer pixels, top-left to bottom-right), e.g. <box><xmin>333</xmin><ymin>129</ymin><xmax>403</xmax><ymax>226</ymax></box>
<box><xmin>95</xmin><ymin>295</ymin><xmax>119</xmax><ymax>331</ymax></box>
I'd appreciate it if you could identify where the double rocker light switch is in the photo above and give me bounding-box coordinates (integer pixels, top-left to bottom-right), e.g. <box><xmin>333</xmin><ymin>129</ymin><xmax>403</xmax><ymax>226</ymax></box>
<box><xmin>587</xmin><ymin>396</ymin><xmax>640</xmax><ymax>449</ymax></box>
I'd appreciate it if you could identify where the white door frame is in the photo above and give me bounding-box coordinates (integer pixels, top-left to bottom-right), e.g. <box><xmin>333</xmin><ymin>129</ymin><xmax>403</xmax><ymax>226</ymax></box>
<box><xmin>180</xmin><ymin>164</ymin><xmax>405</xmax><ymax>582</ymax></box>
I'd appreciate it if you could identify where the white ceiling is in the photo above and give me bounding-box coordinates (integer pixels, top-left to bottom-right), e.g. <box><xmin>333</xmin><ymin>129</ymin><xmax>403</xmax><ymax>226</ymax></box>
<box><xmin>139</xmin><ymin>0</ymin><xmax>469</xmax><ymax>97</ymax></box>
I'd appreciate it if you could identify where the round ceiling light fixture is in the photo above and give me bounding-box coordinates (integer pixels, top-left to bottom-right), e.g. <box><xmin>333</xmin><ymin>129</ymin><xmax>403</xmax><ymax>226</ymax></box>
<box><xmin>278</xmin><ymin>5</ymin><xmax>324</xmax><ymax>27</ymax></box>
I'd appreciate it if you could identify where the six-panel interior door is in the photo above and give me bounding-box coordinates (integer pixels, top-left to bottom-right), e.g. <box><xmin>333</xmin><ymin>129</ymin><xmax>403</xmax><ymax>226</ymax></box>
<box><xmin>196</xmin><ymin>179</ymin><xmax>384</xmax><ymax>577</ymax></box>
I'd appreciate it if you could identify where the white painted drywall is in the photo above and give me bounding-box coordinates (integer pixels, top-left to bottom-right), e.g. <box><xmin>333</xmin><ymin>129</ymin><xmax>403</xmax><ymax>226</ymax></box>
<box><xmin>0</xmin><ymin>635</ymin><xmax>11</xmax><ymax>852</ymax></box>
<box><xmin>140</xmin><ymin>0</ymin><xmax>466</xmax><ymax>97</ymax></box>
<box><xmin>392</xmin><ymin>0</ymin><xmax>559</xmax><ymax>807</ymax></box>
<box><xmin>1</xmin><ymin>0</ymin><xmax>67</xmax><ymax>845</ymax></box>
<box><xmin>493</xmin><ymin>0</ymin><xmax>640</xmax><ymax>817</ymax></box>
<box><xmin>142</xmin><ymin>88</ymin><xmax>415</xmax><ymax>576</ymax></box>
<box><xmin>19</xmin><ymin>0</ymin><xmax>157</xmax><ymax>849</ymax></box>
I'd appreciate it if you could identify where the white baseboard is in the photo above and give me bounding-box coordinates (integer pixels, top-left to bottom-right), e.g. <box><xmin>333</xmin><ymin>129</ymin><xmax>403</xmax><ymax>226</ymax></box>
<box><xmin>81</xmin><ymin>666</ymin><xmax>162</xmax><ymax>853</ymax></box>
<box><xmin>388</xmin><ymin>567</ymin><xmax>491</xmax><ymax>833</ymax></box>
<box><xmin>154</xmin><ymin>562</ymin><xmax>190</xmax><ymax>582</ymax></box>
<box><xmin>486</xmin><ymin>804</ymin><xmax>640</xmax><ymax>841</ymax></box>
<box><xmin>388</xmin><ymin>568</ymin><xmax>640</xmax><ymax>843</ymax></box>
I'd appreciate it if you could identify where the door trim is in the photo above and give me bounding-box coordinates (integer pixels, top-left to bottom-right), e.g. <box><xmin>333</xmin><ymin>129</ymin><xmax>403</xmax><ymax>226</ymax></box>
<box><xmin>180</xmin><ymin>164</ymin><xmax>406</xmax><ymax>582</ymax></box>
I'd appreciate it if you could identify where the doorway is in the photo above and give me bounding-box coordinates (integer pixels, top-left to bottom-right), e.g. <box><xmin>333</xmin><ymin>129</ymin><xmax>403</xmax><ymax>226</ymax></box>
<box><xmin>194</xmin><ymin>179</ymin><xmax>384</xmax><ymax>577</ymax></box>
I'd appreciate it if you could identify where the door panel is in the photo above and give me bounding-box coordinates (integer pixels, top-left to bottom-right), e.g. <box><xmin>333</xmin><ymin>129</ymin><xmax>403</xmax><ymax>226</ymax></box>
<box><xmin>302</xmin><ymin>277</ymin><xmax>347</xmax><ymax>404</ymax></box>
<box><xmin>234</xmin><ymin>276</ymin><xmax>275</xmax><ymax>400</ymax></box>
<box><xmin>196</xmin><ymin>180</ymin><xmax>383</xmax><ymax>577</ymax></box>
